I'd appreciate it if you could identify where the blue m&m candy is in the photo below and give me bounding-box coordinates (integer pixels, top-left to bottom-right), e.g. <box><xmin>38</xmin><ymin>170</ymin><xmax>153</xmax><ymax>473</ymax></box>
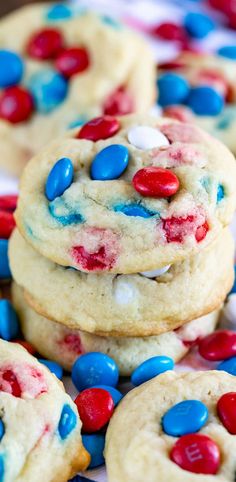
<box><xmin>72</xmin><ymin>352</ymin><xmax>119</xmax><ymax>391</ymax></box>
<box><xmin>58</xmin><ymin>404</ymin><xmax>77</xmax><ymax>440</ymax></box>
<box><xmin>184</xmin><ymin>12</ymin><xmax>215</xmax><ymax>39</ymax></box>
<box><xmin>46</xmin><ymin>3</ymin><xmax>73</xmax><ymax>20</ymax></box>
<box><xmin>218</xmin><ymin>46</ymin><xmax>236</xmax><ymax>60</ymax></box>
<box><xmin>187</xmin><ymin>86</ymin><xmax>224</xmax><ymax>116</ymax></box>
<box><xmin>230</xmin><ymin>266</ymin><xmax>236</xmax><ymax>294</ymax></box>
<box><xmin>90</xmin><ymin>144</ymin><xmax>129</xmax><ymax>180</ymax></box>
<box><xmin>131</xmin><ymin>356</ymin><xmax>174</xmax><ymax>387</ymax></box>
<box><xmin>45</xmin><ymin>157</ymin><xmax>74</xmax><ymax>202</ymax></box>
<box><xmin>82</xmin><ymin>433</ymin><xmax>105</xmax><ymax>468</ymax></box>
<box><xmin>28</xmin><ymin>69</ymin><xmax>68</xmax><ymax>113</ymax></box>
<box><xmin>0</xmin><ymin>240</ymin><xmax>11</xmax><ymax>279</ymax></box>
<box><xmin>0</xmin><ymin>300</ymin><xmax>19</xmax><ymax>341</ymax></box>
<box><xmin>0</xmin><ymin>50</ymin><xmax>24</xmax><ymax>88</ymax></box>
<box><xmin>91</xmin><ymin>385</ymin><xmax>123</xmax><ymax>406</ymax></box>
<box><xmin>157</xmin><ymin>73</ymin><xmax>190</xmax><ymax>107</ymax></box>
<box><xmin>38</xmin><ymin>359</ymin><xmax>63</xmax><ymax>379</ymax></box>
<box><xmin>217</xmin><ymin>184</ymin><xmax>224</xmax><ymax>203</ymax></box>
<box><xmin>114</xmin><ymin>203</ymin><xmax>155</xmax><ymax>218</ymax></box>
<box><xmin>162</xmin><ymin>400</ymin><xmax>208</xmax><ymax>436</ymax></box>
<box><xmin>0</xmin><ymin>420</ymin><xmax>4</xmax><ymax>441</ymax></box>
<box><xmin>217</xmin><ymin>356</ymin><xmax>236</xmax><ymax>376</ymax></box>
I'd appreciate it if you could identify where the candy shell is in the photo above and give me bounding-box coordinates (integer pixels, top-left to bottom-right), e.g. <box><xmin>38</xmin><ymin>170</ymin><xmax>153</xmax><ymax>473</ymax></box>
<box><xmin>217</xmin><ymin>356</ymin><xmax>236</xmax><ymax>376</ymax></box>
<box><xmin>0</xmin><ymin>195</ymin><xmax>17</xmax><ymax>212</ymax></box>
<box><xmin>170</xmin><ymin>434</ymin><xmax>220</xmax><ymax>474</ymax></box>
<box><xmin>58</xmin><ymin>404</ymin><xmax>77</xmax><ymax>439</ymax></box>
<box><xmin>217</xmin><ymin>392</ymin><xmax>236</xmax><ymax>434</ymax></box>
<box><xmin>128</xmin><ymin>126</ymin><xmax>169</xmax><ymax>149</ymax></box>
<box><xmin>91</xmin><ymin>385</ymin><xmax>123</xmax><ymax>406</ymax></box>
<box><xmin>140</xmin><ymin>265</ymin><xmax>171</xmax><ymax>278</ymax></box>
<box><xmin>91</xmin><ymin>144</ymin><xmax>129</xmax><ymax>180</ymax></box>
<box><xmin>187</xmin><ymin>86</ymin><xmax>224</xmax><ymax>116</ymax></box>
<box><xmin>56</xmin><ymin>47</ymin><xmax>90</xmax><ymax>78</ymax></box>
<box><xmin>218</xmin><ymin>46</ymin><xmax>236</xmax><ymax>60</ymax></box>
<box><xmin>162</xmin><ymin>400</ymin><xmax>208</xmax><ymax>436</ymax></box>
<box><xmin>45</xmin><ymin>157</ymin><xmax>74</xmax><ymax>202</ymax></box>
<box><xmin>0</xmin><ymin>87</ymin><xmax>34</xmax><ymax>124</ymax></box>
<box><xmin>0</xmin><ymin>211</ymin><xmax>15</xmax><ymax>239</ymax></box>
<box><xmin>152</xmin><ymin>22</ymin><xmax>186</xmax><ymax>41</ymax></box>
<box><xmin>82</xmin><ymin>433</ymin><xmax>105</xmax><ymax>468</ymax></box>
<box><xmin>77</xmin><ymin>116</ymin><xmax>120</xmax><ymax>141</ymax></box>
<box><xmin>38</xmin><ymin>359</ymin><xmax>63</xmax><ymax>379</ymax></box>
<box><xmin>0</xmin><ymin>300</ymin><xmax>19</xmax><ymax>341</ymax></box>
<box><xmin>131</xmin><ymin>356</ymin><xmax>174</xmax><ymax>386</ymax></box>
<box><xmin>75</xmin><ymin>388</ymin><xmax>114</xmax><ymax>433</ymax></box>
<box><xmin>199</xmin><ymin>330</ymin><xmax>236</xmax><ymax>361</ymax></box>
<box><xmin>114</xmin><ymin>203</ymin><xmax>155</xmax><ymax>218</ymax></box>
<box><xmin>26</xmin><ymin>28</ymin><xmax>64</xmax><ymax>60</ymax></box>
<box><xmin>133</xmin><ymin>167</ymin><xmax>179</xmax><ymax>198</ymax></box>
<box><xmin>157</xmin><ymin>73</ymin><xmax>190</xmax><ymax>107</ymax></box>
<box><xmin>46</xmin><ymin>3</ymin><xmax>73</xmax><ymax>21</ymax></box>
<box><xmin>72</xmin><ymin>352</ymin><xmax>119</xmax><ymax>391</ymax></box>
<box><xmin>28</xmin><ymin>69</ymin><xmax>68</xmax><ymax>114</ymax></box>
<box><xmin>0</xmin><ymin>239</ymin><xmax>11</xmax><ymax>279</ymax></box>
<box><xmin>0</xmin><ymin>50</ymin><xmax>24</xmax><ymax>88</ymax></box>
<box><xmin>184</xmin><ymin>12</ymin><xmax>215</xmax><ymax>39</ymax></box>
<box><xmin>0</xmin><ymin>420</ymin><xmax>4</xmax><ymax>441</ymax></box>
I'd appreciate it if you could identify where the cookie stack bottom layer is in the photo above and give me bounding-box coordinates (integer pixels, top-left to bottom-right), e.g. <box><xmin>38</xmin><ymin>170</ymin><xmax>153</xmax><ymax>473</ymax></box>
<box><xmin>12</xmin><ymin>283</ymin><xmax>219</xmax><ymax>376</ymax></box>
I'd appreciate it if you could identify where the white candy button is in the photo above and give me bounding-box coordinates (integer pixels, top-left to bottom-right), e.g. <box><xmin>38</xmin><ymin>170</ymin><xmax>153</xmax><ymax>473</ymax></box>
<box><xmin>127</xmin><ymin>125</ymin><xmax>169</xmax><ymax>150</ymax></box>
<box><xmin>113</xmin><ymin>277</ymin><xmax>137</xmax><ymax>305</ymax></box>
<box><xmin>140</xmin><ymin>265</ymin><xmax>171</xmax><ymax>278</ymax></box>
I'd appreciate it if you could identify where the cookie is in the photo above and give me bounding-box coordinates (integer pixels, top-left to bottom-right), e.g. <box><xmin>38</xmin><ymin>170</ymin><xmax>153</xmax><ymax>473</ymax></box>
<box><xmin>0</xmin><ymin>339</ymin><xmax>89</xmax><ymax>481</ymax></box>
<box><xmin>15</xmin><ymin>114</ymin><xmax>236</xmax><ymax>274</ymax></box>
<box><xmin>105</xmin><ymin>370</ymin><xmax>236</xmax><ymax>482</ymax></box>
<box><xmin>159</xmin><ymin>52</ymin><xmax>236</xmax><ymax>154</ymax></box>
<box><xmin>9</xmin><ymin>229</ymin><xmax>233</xmax><ymax>336</ymax></box>
<box><xmin>12</xmin><ymin>282</ymin><xmax>219</xmax><ymax>375</ymax></box>
<box><xmin>0</xmin><ymin>3</ymin><xmax>155</xmax><ymax>175</ymax></box>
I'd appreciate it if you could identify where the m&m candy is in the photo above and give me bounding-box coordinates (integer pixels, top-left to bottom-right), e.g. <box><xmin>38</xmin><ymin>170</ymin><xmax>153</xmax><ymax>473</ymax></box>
<box><xmin>132</xmin><ymin>167</ymin><xmax>179</xmax><ymax>198</ymax></box>
<box><xmin>77</xmin><ymin>116</ymin><xmax>120</xmax><ymax>141</ymax></box>
<box><xmin>38</xmin><ymin>359</ymin><xmax>63</xmax><ymax>380</ymax></box>
<box><xmin>131</xmin><ymin>356</ymin><xmax>174</xmax><ymax>386</ymax></box>
<box><xmin>0</xmin><ymin>300</ymin><xmax>19</xmax><ymax>341</ymax></box>
<box><xmin>45</xmin><ymin>157</ymin><xmax>74</xmax><ymax>202</ymax></box>
<box><xmin>217</xmin><ymin>356</ymin><xmax>236</xmax><ymax>376</ymax></box>
<box><xmin>0</xmin><ymin>240</ymin><xmax>11</xmax><ymax>279</ymax></box>
<box><xmin>152</xmin><ymin>22</ymin><xmax>186</xmax><ymax>42</ymax></box>
<box><xmin>82</xmin><ymin>433</ymin><xmax>105</xmax><ymax>468</ymax></box>
<box><xmin>58</xmin><ymin>404</ymin><xmax>77</xmax><ymax>440</ymax></box>
<box><xmin>199</xmin><ymin>330</ymin><xmax>236</xmax><ymax>361</ymax></box>
<box><xmin>186</xmin><ymin>86</ymin><xmax>224</xmax><ymax>116</ymax></box>
<box><xmin>72</xmin><ymin>352</ymin><xmax>119</xmax><ymax>391</ymax></box>
<box><xmin>56</xmin><ymin>47</ymin><xmax>90</xmax><ymax>78</ymax></box>
<box><xmin>184</xmin><ymin>12</ymin><xmax>215</xmax><ymax>39</ymax></box>
<box><xmin>0</xmin><ymin>211</ymin><xmax>15</xmax><ymax>239</ymax></box>
<box><xmin>157</xmin><ymin>73</ymin><xmax>190</xmax><ymax>107</ymax></box>
<box><xmin>91</xmin><ymin>385</ymin><xmax>123</xmax><ymax>406</ymax></box>
<box><xmin>0</xmin><ymin>87</ymin><xmax>34</xmax><ymax>124</ymax></box>
<box><xmin>26</xmin><ymin>28</ymin><xmax>64</xmax><ymax>60</ymax></box>
<box><xmin>91</xmin><ymin>144</ymin><xmax>129</xmax><ymax>180</ymax></box>
<box><xmin>28</xmin><ymin>69</ymin><xmax>68</xmax><ymax>113</ymax></box>
<box><xmin>162</xmin><ymin>400</ymin><xmax>208</xmax><ymax>436</ymax></box>
<box><xmin>127</xmin><ymin>126</ymin><xmax>169</xmax><ymax>150</ymax></box>
<box><xmin>0</xmin><ymin>50</ymin><xmax>24</xmax><ymax>88</ymax></box>
<box><xmin>75</xmin><ymin>388</ymin><xmax>114</xmax><ymax>433</ymax></box>
<box><xmin>170</xmin><ymin>434</ymin><xmax>220</xmax><ymax>474</ymax></box>
<box><xmin>218</xmin><ymin>45</ymin><xmax>236</xmax><ymax>60</ymax></box>
<box><xmin>217</xmin><ymin>392</ymin><xmax>236</xmax><ymax>434</ymax></box>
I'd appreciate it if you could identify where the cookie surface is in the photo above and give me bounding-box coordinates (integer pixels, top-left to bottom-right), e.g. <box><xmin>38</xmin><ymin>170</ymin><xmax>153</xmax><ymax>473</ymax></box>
<box><xmin>0</xmin><ymin>3</ymin><xmax>155</xmax><ymax>175</ymax></box>
<box><xmin>105</xmin><ymin>370</ymin><xmax>236</xmax><ymax>482</ymax></box>
<box><xmin>15</xmin><ymin>114</ymin><xmax>236</xmax><ymax>274</ymax></box>
<box><xmin>9</xmin><ymin>229</ymin><xmax>233</xmax><ymax>336</ymax></box>
<box><xmin>12</xmin><ymin>282</ymin><xmax>219</xmax><ymax>375</ymax></box>
<box><xmin>0</xmin><ymin>339</ymin><xmax>89</xmax><ymax>481</ymax></box>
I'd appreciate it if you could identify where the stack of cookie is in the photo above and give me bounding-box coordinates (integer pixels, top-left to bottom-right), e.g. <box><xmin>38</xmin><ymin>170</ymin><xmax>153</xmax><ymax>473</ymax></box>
<box><xmin>9</xmin><ymin>113</ymin><xmax>236</xmax><ymax>376</ymax></box>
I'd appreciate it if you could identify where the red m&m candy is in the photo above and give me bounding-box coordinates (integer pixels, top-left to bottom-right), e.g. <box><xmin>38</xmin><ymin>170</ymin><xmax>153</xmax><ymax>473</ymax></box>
<box><xmin>152</xmin><ymin>22</ymin><xmax>187</xmax><ymax>42</ymax></box>
<box><xmin>0</xmin><ymin>86</ymin><xmax>34</xmax><ymax>124</ymax></box>
<box><xmin>13</xmin><ymin>340</ymin><xmax>36</xmax><ymax>356</ymax></box>
<box><xmin>198</xmin><ymin>330</ymin><xmax>236</xmax><ymax>361</ymax></box>
<box><xmin>132</xmin><ymin>167</ymin><xmax>179</xmax><ymax>198</ymax></box>
<box><xmin>75</xmin><ymin>388</ymin><xmax>114</xmax><ymax>433</ymax></box>
<box><xmin>0</xmin><ymin>195</ymin><xmax>17</xmax><ymax>212</ymax></box>
<box><xmin>217</xmin><ymin>392</ymin><xmax>236</xmax><ymax>434</ymax></box>
<box><xmin>103</xmin><ymin>87</ymin><xmax>134</xmax><ymax>116</ymax></box>
<box><xmin>77</xmin><ymin>116</ymin><xmax>120</xmax><ymax>141</ymax></box>
<box><xmin>26</xmin><ymin>28</ymin><xmax>64</xmax><ymax>60</ymax></box>
<box><xmin>170</xmin><ymin>433</ymin><xmax>220</xmax><ymax>474</ymax></box>
<box><xmin>55</xmin><ymin>47</ymin><xmax>90</xmax><ymax>78</ymax></box>
<box><xmin>0</xmin><ymin>211</ymin><xmax>15</xmax><ymax>239</ymax></box>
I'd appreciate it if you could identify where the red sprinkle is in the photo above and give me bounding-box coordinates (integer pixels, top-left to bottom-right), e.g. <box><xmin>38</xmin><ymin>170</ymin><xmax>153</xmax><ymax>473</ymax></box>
<box><xmin>13</xmin><ymin>340</ymin><xmax>36</xmax><ymax>356</ymax></box>
<box><xmin>0</xmin><ymin>210</ymin><xmax>15</xmax><ymax>239</ymax></box>
<box><xmin>0</xmin><ymin>195</ymin><xmax>18</xmax><ymax>212</ymax></box>
<box><xmin>198</xmin><ymin>330</ymin><xmax>236</xmax><ymax>361</ymax></box>
<box><xmin>152</xmin><ymin>22</ymin><xmax>187</xmax><ymax>42</ymax></box>
<box><xmin>71</xmin><ymin>245</ymin><xmax>110</xmax><ymax>271</ymax></box>
<box><xmin>162</xmin><ymin>215</ymin><xmax>208</xmax><ymax>243</ymax></box>
<box><xmin>55</xmin><ymin>47</ymin><xmax>90</xmax><ymax>78</ymax></box>
<box><xmin>217</xmin><ymin>392</ymin><xmax>236</xmax><ymax>434</ymax></box>
<box><xmin>0</xmin><ymin>86</ymin><xmax>34</xmax><ymax>124</ymax></box>
<box><xmin>103</xmin><ymin>86</ymin><xmax>134</xmax><ymax>116</ymax></box>
<box><xmin>26</xmin><ymin>28</ymin><xmax>64</xmax><ymax>60</ymax></box>
<box><xmin>74</xmin><ymin>388</ymin><xmax>114</xmax><ymax>433</ymax></box>
<box><xmin>170</xmin><ymin>434</ymin><xmax>220</xmax><ymax>474</ymax></box>
<box><xmin>132</xmin><ymin>167</ymin><xmax>179</xmax><ymax>198</ymax></box>
<box><xmin>77</xmin><ymin>116</ymin><xmax>120</xmax><ymax>141</ymax></box>
<box><xmin>63</xmin><ymin>333</ymin><xmax>84</xmax><ymax>354</ymax></box>
<box><xmin>0</xmin><ymin>369</ymin><xmax>22</xmax><ymax>397</ymax></box>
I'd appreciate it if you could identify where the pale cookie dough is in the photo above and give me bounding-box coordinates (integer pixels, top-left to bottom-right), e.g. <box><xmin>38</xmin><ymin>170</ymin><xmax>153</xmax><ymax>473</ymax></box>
<box><xmin>15</xmin><ymin>114</ymin><xmax>236</xmax><ymax>274</ymax></box>
<box><xmin>0</xmin><ymin>339</ymin><xmax>89</xmax><ymax>481</ymax></box>
<box><xmin>9</xmin><ymin>229</ymin><xmax>233</xmax><ymax>336</ymax></box>
<box><xmin>12</xmin><ymin>282</ymin><xmax>219</xmax><ymax>375</ymax></box>
<box><xmin>0</xmin><ymin>3</ymin><xmax>155</xmax><ymax>175</ymax></box>
<box><xmin>105</xmin><ymin>370</ymin><xmax>236</xmax><ymax>482</ymax></box>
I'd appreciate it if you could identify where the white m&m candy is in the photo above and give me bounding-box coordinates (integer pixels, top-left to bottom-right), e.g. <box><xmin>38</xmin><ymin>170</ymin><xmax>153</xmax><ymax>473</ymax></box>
<box><xmin>127</xmin><ymin>125</ymin><xmax>169</xmax><ymax>150</ymax></box>
<box><xmin>140</xmin><ymin>265</ymin><xmax>171</xmax><ymax>278</ymax></box>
